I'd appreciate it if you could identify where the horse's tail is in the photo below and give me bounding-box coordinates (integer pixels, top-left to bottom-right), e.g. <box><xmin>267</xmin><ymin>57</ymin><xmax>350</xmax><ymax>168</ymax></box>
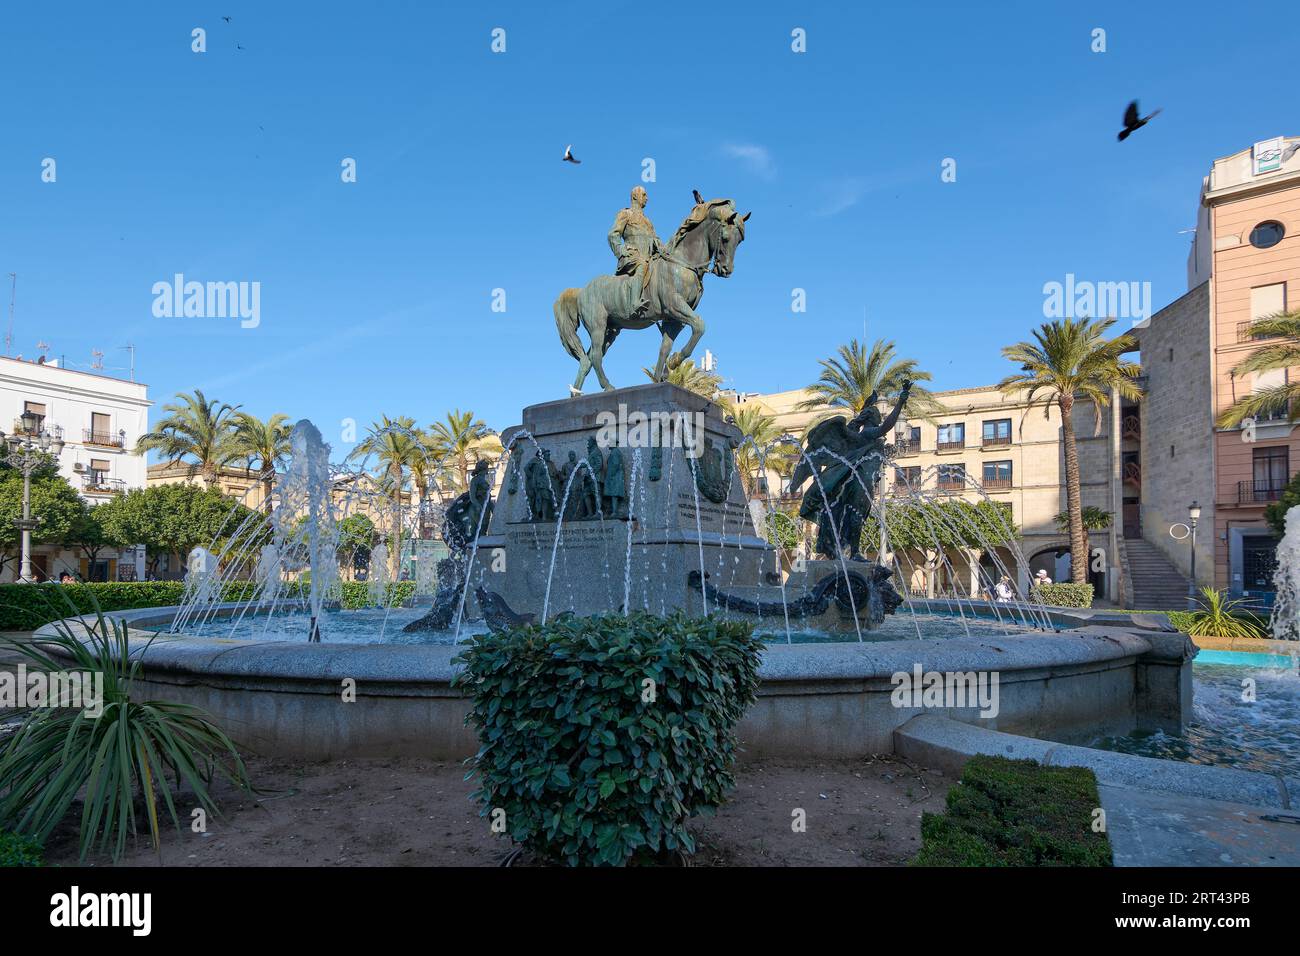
<box><xmin>554</xmin><ymin>287</ymin><xmax>585</xmax><ymax>362</ymax></box>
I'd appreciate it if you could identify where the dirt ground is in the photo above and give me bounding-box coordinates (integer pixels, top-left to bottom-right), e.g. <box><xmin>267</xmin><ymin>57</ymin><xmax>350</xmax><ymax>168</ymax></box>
<box><xmin>40</xmin><ymin>754</ymin><xmax>949</xmax><ymax>867</ymax></box>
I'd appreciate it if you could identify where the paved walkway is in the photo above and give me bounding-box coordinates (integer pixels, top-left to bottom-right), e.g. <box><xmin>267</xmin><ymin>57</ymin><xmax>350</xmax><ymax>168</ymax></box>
<box><xmin>1102</xmin><ymin>785</ymin><xmax>1300</xmax><ymax>866</ymax></box>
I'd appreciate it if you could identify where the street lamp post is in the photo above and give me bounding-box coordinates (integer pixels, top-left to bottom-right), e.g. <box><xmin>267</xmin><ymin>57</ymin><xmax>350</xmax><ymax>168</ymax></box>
<box><xmin>0</xmin><ymin>411</ymin><xmax>66</xmax><ymax>583</ymax></box>
<box><xmin>1186</xmin><ymin>500</ymin><xmax>1201</xmax><ymax>611</ymax></box>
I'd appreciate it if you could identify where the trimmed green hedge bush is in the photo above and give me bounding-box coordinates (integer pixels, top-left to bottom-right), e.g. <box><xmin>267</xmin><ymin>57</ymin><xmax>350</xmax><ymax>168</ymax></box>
<box><xmin>0</xmin><ymin>829</ymin><xmax>43</xmax><ymax>867</ymax></box>
<box><xmin>453</xmin><ymin>613</ymin><xmax>764</xmax><ymax>866</ymax></box>
<box><xmin>1029</xmin><ymin>582</ymin><xmax>1093</xmax><ymax>608</ymax></box>
<box><xmin>0</xmin><ymin>579</ymin><xmax>419</xmax><ymax>629</ymax></box>
<box><xmin>913</xmin><ymin>756</ymin><xmax>1112</xmax><ymax>866</ymax></box>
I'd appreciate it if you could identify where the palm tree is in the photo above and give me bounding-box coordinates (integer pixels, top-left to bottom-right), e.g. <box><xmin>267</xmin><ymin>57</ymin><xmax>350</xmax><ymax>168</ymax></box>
<box><xmin>641</xmin><ymin>359</ymin><xmax>723</xmax><ymax>400</ymax></box>
<box><xmin>726</xmin><ymin>402</ymin><xmax>781</xmax><ymax>497</ymax></box>
<box><xmin>798</xmin><ymin>338</ymin><xmax>944</xmax><ymax>421</ymax></box>
<box><xmin>232</xmin><ymin>412</ymin><xmax>292</xmax><ymax>515</ymax></box>
<box><xmin>427</xmin><ymin>410</ymin><xmax>493</xmax><ymax>491</ymax></box>
<box><xmin>348</xmin><ymin>415</ymin><xmax>422</xmax><ymax>574</ymax></box>
<box><xmin>999</xmin><ymin>317</ymin><xmax>1141</xmax><ymax>585</ymax></box>
<box><xmin>135</xmin><ymin>390</ymin><xmax>240</xmax><ymax>489</ymax></box>
<box><xmin>1217</xmin><ymin>309</ymin><xmax>1300</xmax><ymax>427</ymax></box>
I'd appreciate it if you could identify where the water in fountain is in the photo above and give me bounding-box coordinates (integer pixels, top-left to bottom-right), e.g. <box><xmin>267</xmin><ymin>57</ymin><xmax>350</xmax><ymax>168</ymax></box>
<box><xmin>1271</xmin><ymin>506</ymin><xmax>1300</xmax><ymax>642</ymax></box>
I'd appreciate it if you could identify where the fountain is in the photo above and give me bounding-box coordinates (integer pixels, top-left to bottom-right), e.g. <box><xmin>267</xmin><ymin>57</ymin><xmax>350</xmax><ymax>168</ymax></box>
<box><xmin>39</xmin><ymin>185</ymin><xmax>1200</xmax><ymax>764</ymax></box>
<box><xmin>1271</xmin><ymin>506</ymin><xmax>1300</xmax><ymax>642</ymax></box>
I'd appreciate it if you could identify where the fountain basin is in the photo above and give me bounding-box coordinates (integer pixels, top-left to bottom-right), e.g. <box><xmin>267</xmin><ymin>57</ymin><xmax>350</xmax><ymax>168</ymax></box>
<box><xmin>38</xmin><ymin>606</ymin><xmax>1195</xmax><ymax>761</ymax></box>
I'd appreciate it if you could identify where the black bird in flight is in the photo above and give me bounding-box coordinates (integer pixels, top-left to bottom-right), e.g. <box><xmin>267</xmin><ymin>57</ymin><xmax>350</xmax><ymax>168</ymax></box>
<box><xmin>1118</xmin><ymin>100</ymin><xmax>1161</xmax><ymax>141</ymax></box>
<box><xmin>222</xmin><ymin>16</ymin><xmax>232</xmax><ymax>23</ymax></box>
<box><xmin>562</xmin><ymin>144</ymin><xmax>580</xmax><ymax>164</ymax></box>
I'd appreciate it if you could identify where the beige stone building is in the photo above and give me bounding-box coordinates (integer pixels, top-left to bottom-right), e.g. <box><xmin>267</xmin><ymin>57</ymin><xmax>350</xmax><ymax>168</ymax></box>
<box><xmin>725</xmin><ymin>384</ymin><xmax>1125</xmax><ymax>602</ymax></box>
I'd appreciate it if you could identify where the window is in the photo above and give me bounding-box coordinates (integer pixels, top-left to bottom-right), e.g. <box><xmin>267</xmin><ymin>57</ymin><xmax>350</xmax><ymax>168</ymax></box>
<box><xmin>937</xmin><ymin>422</ymin><xmax>965</xmax><ymax>450</ymax></box>
<box><xmin>90</xmin><ymin>459</ymin><xmax>111</xmax><ymax>484</ymax></box>
<box><xmin>21</xmin><ymin>401</ymin><xmax>46</xmax><ymax>433</ymax></box>
<box><xmin>1249</xmin><ymin>220</ymin><xmax>1286</xmax><ymax>249</ymax></box>
<box><xmin>894</xmin><ymin>465</ymin><xmax>921</xmax><ymax>489</ymax></box>
<box><xmin>893</xmin><ymin>425</ymin><xmax>921</xmax><ymax>454</ymax></box>
<box><xmin>1253</xmin><ymin>368</ymin><xmax>1291</xmax><ymax>422</ymax></box>
<box><xmin>937</xmin><ymin>463</ymin><xmax>966</xmax><ymax>490</ymax></box>
<box><xmin>982</xmin><ymin>419</ymin><xmax>1011</xmax><ymax>446</ymax></box>
<box><xmin>1252</xmin><ymin>446</ymin><xmax>1289</xmax><ymax>498</ymax></box>
<box><xmin>982</xmin><ymin>460</ymin><xmax>1012</xmax><ymax>488</ymax></box>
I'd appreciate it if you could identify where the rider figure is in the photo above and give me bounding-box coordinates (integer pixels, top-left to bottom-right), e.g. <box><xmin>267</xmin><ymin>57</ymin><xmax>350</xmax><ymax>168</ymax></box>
<box><xmin>608</xmin><ymin>185</ymin><xmax>660</xmax><ymax>320</ymax></box>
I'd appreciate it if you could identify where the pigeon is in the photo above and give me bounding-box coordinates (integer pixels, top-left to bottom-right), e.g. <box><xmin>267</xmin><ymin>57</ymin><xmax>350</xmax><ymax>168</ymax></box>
<box><xmin>562</xmin><ymin>144</ymin><xmax>580</xmax><ymax>164</ymax></box>
<box><xmin>1118</xmin><ymin>100</ymin><xmax>1161</xmax><ymax>141</ymax></box>
<box><xmin>222</xmin><ymin>15</ymin><xmax>231</xmax><ymax>23</ymax></box>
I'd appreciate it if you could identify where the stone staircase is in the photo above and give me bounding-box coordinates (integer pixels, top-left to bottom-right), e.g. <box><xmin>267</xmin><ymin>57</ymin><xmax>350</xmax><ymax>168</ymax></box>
<box><xmin>1124</xmin><ymin>538</ymin><xmax>1191</xmax><ymax>611</ymax></box>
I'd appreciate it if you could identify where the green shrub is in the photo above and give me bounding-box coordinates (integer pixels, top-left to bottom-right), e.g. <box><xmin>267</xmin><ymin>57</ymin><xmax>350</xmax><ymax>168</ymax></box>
<box><xmin>0</xmin><ymin>829</ymin><xmax>43</xmax><ymax>867</ymax></box>
<box><xmin>453</xmin><ymin>613</ymin><xmax>764</xmax><ymax>866</ymax></box>
<box><xmin>337</xmin><ymin>580</ymin><xmax>416</xmax><ymax>609</ymax></box>
<box><xmin>0</xmin><ymin>591</ymin><xmax>251</xmax><ymax>861</ymax></box>
<box><xmin>1030</xmin><ymin>582</ymin><xmax>1093</xmax><ymax>608</ymax></box>
<box><xmin>0</xmin><ymin>578</ymin><xmax>420</xmax><ymax>630</ymax></box>
<box><xmin>913</xmin><ymin>756</ymin><xmax>1111</xmax><ymax>866</ymax></box>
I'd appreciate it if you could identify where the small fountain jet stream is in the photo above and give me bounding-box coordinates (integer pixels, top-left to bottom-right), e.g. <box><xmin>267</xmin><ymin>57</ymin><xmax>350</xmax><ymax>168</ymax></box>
<box><xmin>1273</xmin><ymin>506</ymin><xmax>1300</xmax><ymax>643</ymax></box>
<box><xmin>623</xmin><ymin>448</ymin><xmax>643</xmax><ymax>613</ymax></box>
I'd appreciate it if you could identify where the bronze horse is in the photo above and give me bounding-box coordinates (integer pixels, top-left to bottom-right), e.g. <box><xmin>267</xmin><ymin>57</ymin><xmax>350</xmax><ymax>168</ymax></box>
<box><xmin>554</xmin><ymin>195</ymin><xmax>749</xmax><ymax>393</ymax></box>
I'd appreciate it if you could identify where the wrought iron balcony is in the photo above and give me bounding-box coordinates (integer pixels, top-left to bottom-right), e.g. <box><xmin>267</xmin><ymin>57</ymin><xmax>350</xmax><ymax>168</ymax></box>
<box><xmin>981</xmin><ymin>477</ymin><xmax>1013</xmax><ymax>490</ymax></box>
<box><xmin>1237</xmin><ymin>321</ymin><xmax>1281</xmax><ymax>343</ymax></box>
<box><xmin>81</xmin><ymin>475</ymin><xmax>126</xmax><ymax>495</ymax></box>
<box><xmin>891</xmin><ymin>439</ymin><xmax>920</xmax><ymax>456</ymax></box>
<box><xmin>936</xmin><ymin>440</ymin><xmax>966</xmax><ymax>452</ymax></box>
<box><xmin>981</xmin><ymin>435</ymin><xmax>1011</xmax><ymax>448</ymax></box>
<box><xmin>82</xmin><ymin>428</ymin><xmax>126</xmax><ymax>449</ymax></box>
<box><xmin>1238</xmin><ymin>479</ymin><xmax>1286</xmax><ymax>504</ymax></box>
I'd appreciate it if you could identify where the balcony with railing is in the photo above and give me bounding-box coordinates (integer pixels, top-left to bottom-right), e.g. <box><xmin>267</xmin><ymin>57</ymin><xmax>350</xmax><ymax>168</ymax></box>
<box><xmin>937</xmin><ymin>476</ymin><xmax>967</xmax><ymax>492</ymax></box>
<box><xmin>981</xmin><ymin>477</ymin><xmax>1013</xmax><ymax>491</ymax></box>
<box><xmin>1237</xmin><ymin>321</ymin><xmax>1282</xmax><ymax>344</ymax></box>
<box><xmin>1238</xmin><ymin>479</ymin><xmax>1287</xmax><ymax>505</ymax></box>
<box><xmin>981</xmin><ymin>435</ymin><xmax>1011</xmax><ymax>448</ymax></box>
<box><xmin>892</xmin><ymin>439</ymin><xmax>920</xmax><ymax>456</ymax></box>
<box><xmin>12</xmin><ymin>417</ymin><xmax>46</xmax><ymax>437</ymax></box>
<box><xmin>81</xmin><ymin>474</ymin><xmax>126</xmax><ymax>496</ymax></box>
<box><xmin>936</xmin><ymin>439</ymin><xmax>965</xmax><ymax>452</ymax></box>
<box><xmin>1122</xmin><ymin>413</ymin><xmax>1141</xmax><ymax>440</ymax></box>
<box><xmin>83</xmin><ymin>428</ymin><xmax>126</xmax><ymax>449</ymax></box>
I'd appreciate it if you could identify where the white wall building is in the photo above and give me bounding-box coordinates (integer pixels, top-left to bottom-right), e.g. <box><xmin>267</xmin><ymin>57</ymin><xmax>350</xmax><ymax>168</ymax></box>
<box><xmin>0</xmin><ymin>356</ymin><xmax>151</xmax><ymax>582</ymax></box>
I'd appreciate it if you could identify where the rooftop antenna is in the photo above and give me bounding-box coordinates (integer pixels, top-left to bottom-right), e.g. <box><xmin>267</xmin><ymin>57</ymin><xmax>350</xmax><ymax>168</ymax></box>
<box><xmin>35</xmin><ymin>341</ymin><xmax>50</xmax><ymax>365</ymax></box>
<box><xmin>91</xmin><ymin>349</ymin><xmax>104</xmax><ymax>370</ymax></box>
<box><xmin>119</xmin><ymin>343</ymin><xmax>136</xmax><ymax>381</ymax></box>
<box><xmin>5</xmin><ymin>273</ymin><xmax>14</xmax><ymax>357</ymax></box>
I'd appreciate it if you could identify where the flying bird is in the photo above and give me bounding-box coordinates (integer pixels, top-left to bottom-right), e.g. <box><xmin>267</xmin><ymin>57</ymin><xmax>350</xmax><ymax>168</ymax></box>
<box><xmin>693</xmin><ymin>189</ymin><xmax>704</xmax><ymax>204</ymax></box>
<box><xmin>562</xmin><ymin>144</ymin><xmax>580</xmax><ymax>164</ymax></box>
<box><xmin>222</xmin><ymin>16</ymin><xmax>232</xmax><ymax>23</ymax></box>
<box><xmin>1118</xmin><ymin>100</ymin><xmax>1161</xmax><ymax>141</ymax></box>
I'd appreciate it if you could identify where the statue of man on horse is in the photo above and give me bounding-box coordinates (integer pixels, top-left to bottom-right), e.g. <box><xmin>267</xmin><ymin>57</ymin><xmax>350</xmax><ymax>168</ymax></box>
<box><xmin>555</xmin><ymin>187</ymin><xmax>750</xmax><ymax>395</ymax></box>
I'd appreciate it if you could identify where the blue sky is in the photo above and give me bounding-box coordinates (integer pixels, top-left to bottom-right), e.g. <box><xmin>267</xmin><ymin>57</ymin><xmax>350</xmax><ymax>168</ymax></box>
<box><xmin>2</xmin><ymin>1</ymin><xmax>1297</xmax><ymax>455</ymax></box>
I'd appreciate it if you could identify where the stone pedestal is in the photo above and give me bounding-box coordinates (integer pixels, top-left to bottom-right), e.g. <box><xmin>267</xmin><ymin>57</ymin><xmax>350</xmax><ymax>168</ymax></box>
<box><xmin>469</xmin><ymin>383</ymin><xmax>775</xmax><ymax>619</ymax></box>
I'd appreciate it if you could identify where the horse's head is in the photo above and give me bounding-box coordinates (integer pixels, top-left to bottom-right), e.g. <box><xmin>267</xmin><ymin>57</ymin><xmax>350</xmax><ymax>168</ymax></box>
<box><xmin>670</xmin><ymin>194</ymin><xmax>751</xmax><ymax>277</ymax></box>
<box><xmin>709</xmin><ymin>202</ymin><xmax>750</xmax><ymax>278</ymax></box>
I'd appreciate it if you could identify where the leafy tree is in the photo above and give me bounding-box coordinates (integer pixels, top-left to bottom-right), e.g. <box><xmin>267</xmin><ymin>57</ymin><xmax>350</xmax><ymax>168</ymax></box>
<box><xmin>348</xmin><ymin>416</ymin><xmax>424</xmax><ymax>577</ymax></box>
<box><xmin>1216</xmin><ymin>309</ymin><xmax>1300</xmax><ymax>427</ymax></box>
<box><xmin>135</xmin><ymin>390</ymin><xmax>241</xmax><ymax>489</ymax></box>
<box><xmin>862</xmin><ymin>499</ymin><xmax>1019</xmax><ymax>553</ymax></box>
<box><xmin>232</xmin><ymin>411</ymin><xmax>292</xmax><ymax>515</ymax></box>
<box><xmin>96</xmin><ymin>484</ymin><xmax>257</xmax><ymax>576</ymax></box>
<box><xmin>1265</xmin><ymin>471</ymin><xmax>1300</xmax><ymax>537</ymax></box>
<box><xmin>337</xmin><ymin>513</ymin><xmax>377</xmax><ymax>572</ymax></box>
<box><xmin>999</xmin><ymin>317</ymin><xmax>1140</xmax><ymax>584</ymax></box>
<box><xmin>0</xmin><ymin>464</ymin><xmax>83</xmax><ymax>578</ymax></box>
<box><xmin>641</xmin><ymin>359</ymin><xmax>723</xmax><ymax>400</ymax></box>
<box><xmin>62</xmin><ymin>502</ymin><xmax>115</xmax><ymax>569</ymax></box>
<box><xmin>798</xmin><ymin>338</ymin><xmax>945</xmax><ymax>421</ymax></box>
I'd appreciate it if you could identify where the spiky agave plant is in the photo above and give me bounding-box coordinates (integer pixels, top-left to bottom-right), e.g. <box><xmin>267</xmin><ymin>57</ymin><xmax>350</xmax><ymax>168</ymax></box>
<box><xmin>0</xmin><ymin>590</ymin><xmax>250</xmax><ymax>861</ymax></box>
<box><xmin>1185</xmin><ymin>587</ymin><xmax>1267</xmax><ymax>640</ymax></box>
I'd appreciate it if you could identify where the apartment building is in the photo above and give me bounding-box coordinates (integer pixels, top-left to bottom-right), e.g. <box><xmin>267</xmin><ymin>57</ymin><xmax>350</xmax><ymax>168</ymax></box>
<box><xmin>0</xmin><ymin>356</ymin><xmax>151</xmax><ymax>581</ymax></box>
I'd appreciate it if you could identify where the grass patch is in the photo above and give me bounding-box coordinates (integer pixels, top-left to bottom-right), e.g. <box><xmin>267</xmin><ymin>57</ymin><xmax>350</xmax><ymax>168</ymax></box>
<box><xmin>913</xmin><ymin>755</ymin><xmax>1112</xmax><ymax>866</ymax></box>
